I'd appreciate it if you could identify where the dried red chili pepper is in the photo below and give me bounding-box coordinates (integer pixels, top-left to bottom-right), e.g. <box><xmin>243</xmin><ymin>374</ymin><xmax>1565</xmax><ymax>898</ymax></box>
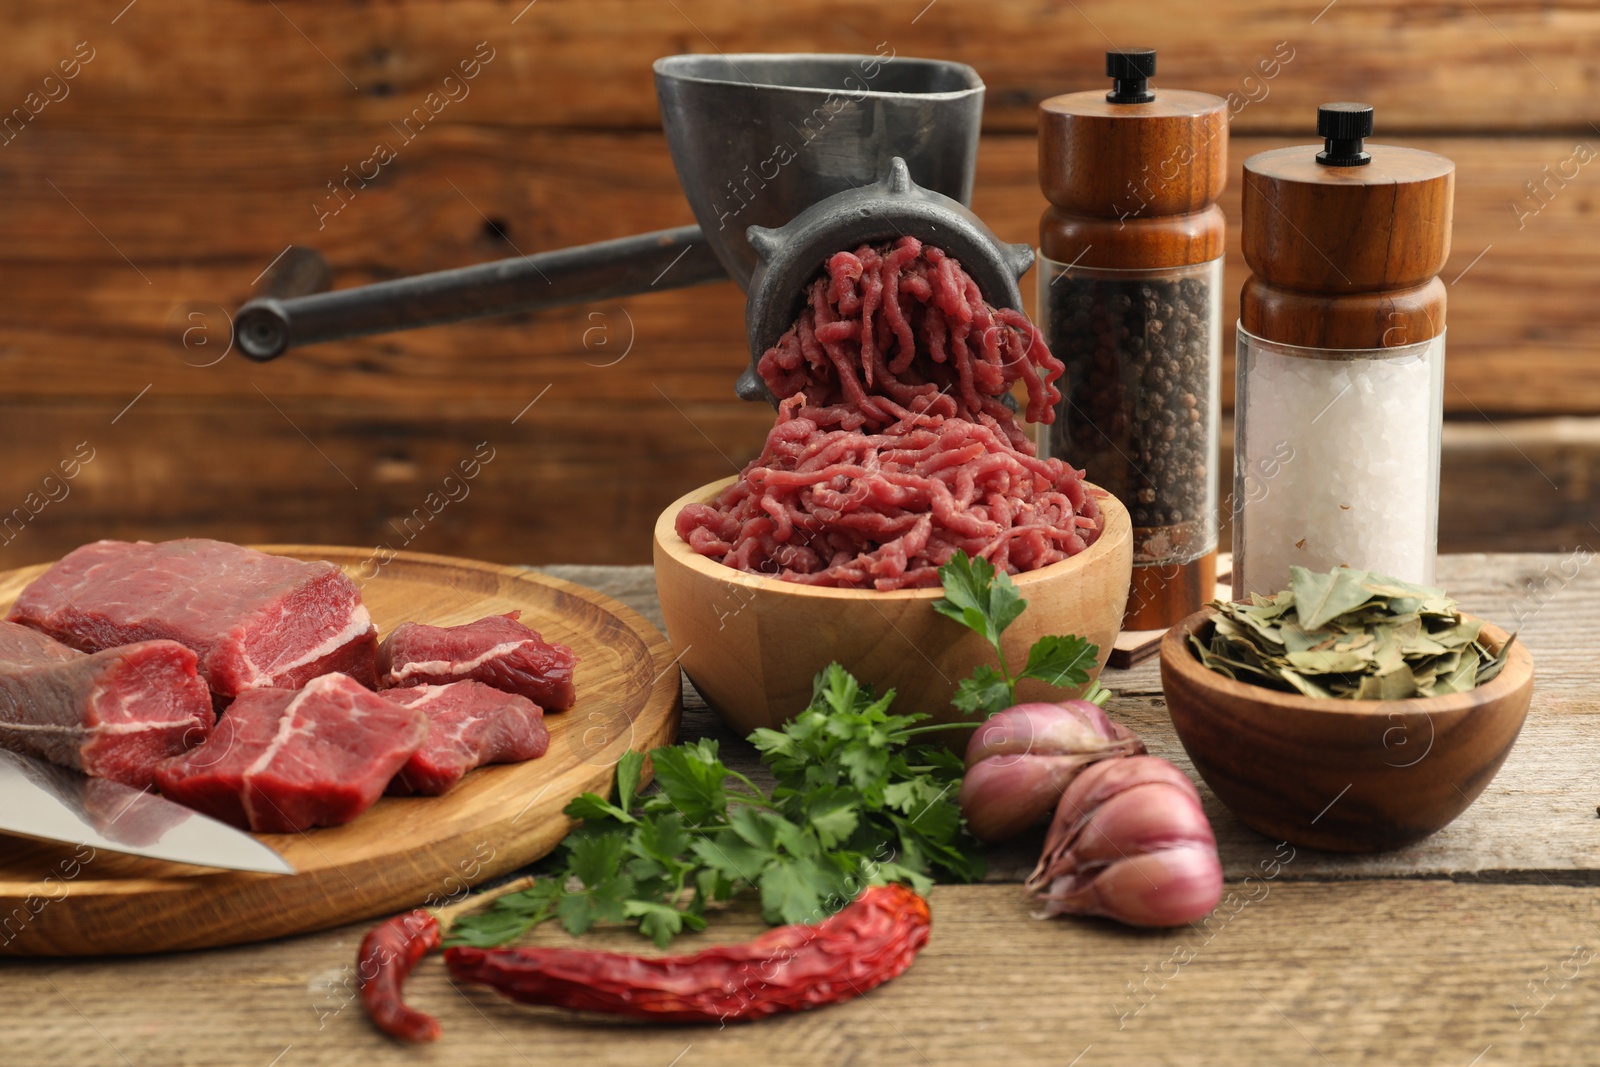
<box><xmin>444</xmin><ymin>883</ymin><xmax>931</xmax><ymax>1023</ymax></box>
<box><xmin>358</xmin><ymin>909</ymin><xmax>443</xmax><ymax>1043</ymax></box>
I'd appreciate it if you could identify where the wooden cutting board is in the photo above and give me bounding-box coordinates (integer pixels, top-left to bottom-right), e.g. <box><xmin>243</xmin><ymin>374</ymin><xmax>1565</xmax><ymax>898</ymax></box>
<box><xmin>0</xmin><ymin>545</ymin><xmax>681</xmax><ymax>957</ymax></box>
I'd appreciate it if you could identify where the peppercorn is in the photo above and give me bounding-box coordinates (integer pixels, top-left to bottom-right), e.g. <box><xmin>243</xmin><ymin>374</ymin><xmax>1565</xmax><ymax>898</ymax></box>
<box><xmin>1046</xmin><ymin>274</ymin><xmax>1214</xmax><ymax>533</ymax></box>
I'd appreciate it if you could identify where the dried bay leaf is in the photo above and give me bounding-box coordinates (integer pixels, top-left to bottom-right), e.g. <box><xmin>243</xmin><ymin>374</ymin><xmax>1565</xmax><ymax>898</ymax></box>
<box><xmin>1414</xmin><ymin>648</ymin><xmax>1464</xmax><ymax>685</ymax></box>
<box><xmin>1383</xmin><ymin>615</ymin><xmax>1424</xmax><ymax>644</ymax></box>
<box><xmin>1199</xmin><ymin>565</ymin><xmax>1516</xmax><ymax>701</ymax></box>
<box><xmin>1431</xmin><ymin>649</ymin><xmax>1481</xmax><ymax>696</ymax></box>
<box><xmin>1399</xmin><ymin>631</ymin><xmax>1451</xmax><ymax>657</ymax></box>
<box><xmin>1286</xmin><ymin>649</ymin><xmax>1373</xmax><ymax>675</ymax></box>
<box><xmin>1475</xmin><ymin>634</ymin><xmax>1516</xmax><ymax>685</ymax></box>
<box><xmin>1291</xmin><ymin>566</ymin><xmax>1379</xmax><ymax>630</ymax></box>
<box><xmin>1357</xmin><ymin>667</ymin><xmax>1416</xmax><ymax>701</ymax></box>
<box><xmin>1249</xmin><ymin>590</ymin><xmax>1296</xmax><ymax>619</ymax></box>
<box><xmin>1369</xmin><ymin>628</ymin><xmax>1407</xmax><ymax>675</ymax></box>
<box><xmin>1227</xmin><ymin>607</ymin><xmax>1290</xmax><ymax>647</ymax></box>
<box><xmin>1433</xmin><ymin>617</ymin><xmax>1483</xmax><ymax>648</ymax></box>
<box><xmin>1279</xmin><ymin>620</ymin><xmax>1339</xmax><ymax>653</ymax></box>
<box><xmin>1278</xmin><ymin>668</ymin><xmax>1334</xmax><ymax>699</ymax></box>
<box><xmin>1332</xmin><ymin>633</ymin><xmax>1376</xmax><ymax>654</ymax></box>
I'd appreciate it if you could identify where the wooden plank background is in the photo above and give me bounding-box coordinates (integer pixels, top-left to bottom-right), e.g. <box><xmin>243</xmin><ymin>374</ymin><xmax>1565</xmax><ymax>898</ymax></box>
<box><xmin>1</xmin><ymin>0</ymin><xmax>1596</xmax><ymax>567</ymax></box>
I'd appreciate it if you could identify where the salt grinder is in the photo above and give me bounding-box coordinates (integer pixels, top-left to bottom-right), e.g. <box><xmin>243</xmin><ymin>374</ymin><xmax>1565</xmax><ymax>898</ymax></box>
<box><xmin>1233</xmin><ymin>103</ymin><xmax>1455</xmax><ymax>598</ymax></box>
<box><xmin>1038</xmin><ymin>49</ymin><xmax>1229</xmax><ymax>628</ymax></box>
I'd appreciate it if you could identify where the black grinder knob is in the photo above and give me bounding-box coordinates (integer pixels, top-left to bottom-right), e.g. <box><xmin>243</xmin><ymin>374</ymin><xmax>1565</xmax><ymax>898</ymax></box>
<box><xmin>1316</xmin><ymin>102</ymin><xmax>1374</xmax><ymax>167</ymax></box>
<box><xmin>1105</xmin><ymin>49</ymin><xmax>1157</xmax><ymax>104</ymax></box>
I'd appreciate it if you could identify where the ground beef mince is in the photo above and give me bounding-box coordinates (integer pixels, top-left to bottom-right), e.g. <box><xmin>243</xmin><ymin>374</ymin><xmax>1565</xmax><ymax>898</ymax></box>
<box><xmin>756</xmin><ymin>237</ymin><xmax>1063</xmax><ymax>454</ymax></box>
<box><xmin>676</xmin><ymin>396</ymin><xmax>1103</xmax><ymax>590</ymax></box>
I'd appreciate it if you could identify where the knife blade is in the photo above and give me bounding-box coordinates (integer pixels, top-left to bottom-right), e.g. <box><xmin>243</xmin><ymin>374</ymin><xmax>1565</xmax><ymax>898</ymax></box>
<box><xmin>0</xmin><ymin>749</ymin><xmax>294</xmax><ymax>875</ymax></box>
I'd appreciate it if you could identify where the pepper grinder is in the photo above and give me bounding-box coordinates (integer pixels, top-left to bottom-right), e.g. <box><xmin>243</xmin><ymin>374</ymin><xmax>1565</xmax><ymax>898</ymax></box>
<box><xmin>1233</xmin><ymin>103</ymin><xmax>1455</xmax><ymax>598</ymax></box>
<box><xmin>1038</xmin><ymin>49</ymin><xmax>1229</xmax><ymax>629</ymax></box>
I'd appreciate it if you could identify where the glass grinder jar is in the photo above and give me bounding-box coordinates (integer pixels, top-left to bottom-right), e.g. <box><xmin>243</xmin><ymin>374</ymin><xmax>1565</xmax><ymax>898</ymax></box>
<box><xmin>1037</xmin><ymin>49</ymin><xmax>1229</xmax><ymax>629</ymax></box>
<box><xmin>1233</xmin><ymin>103</ymin><xmax>1455</xmax><ymax>598</ymax></box>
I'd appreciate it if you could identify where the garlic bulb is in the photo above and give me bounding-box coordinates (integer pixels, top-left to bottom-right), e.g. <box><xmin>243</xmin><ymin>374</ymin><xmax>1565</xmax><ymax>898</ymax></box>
<box><xmin>958</xmin><ymin>701</ymin><xmax>1144</xmax><ymax>842</ymax></box>
<box><xmin>1024</xmin><ymin>755</ymin><xmax>1222</xmax><ymax>927</ymax></box>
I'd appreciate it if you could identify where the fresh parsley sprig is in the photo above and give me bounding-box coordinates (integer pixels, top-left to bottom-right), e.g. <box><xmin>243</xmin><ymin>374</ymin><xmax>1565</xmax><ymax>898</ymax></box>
<box><xmin>932</xmin><ymin>550</ymin><xmax>1107</xmax><ymax>716</ymax></box>
<box><xmin>446</xmin><ymin>664</ymin><xmax>982</xmax><ymax>950</ymax></box>
<box><xmin>446</xmin><ymin>553</ymin><xmax>1104</xmax><ymax>950</ymax></box>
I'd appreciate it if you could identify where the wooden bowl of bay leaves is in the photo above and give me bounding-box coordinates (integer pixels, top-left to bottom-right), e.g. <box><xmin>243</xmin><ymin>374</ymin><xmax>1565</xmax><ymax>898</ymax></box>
<box><xmin>1159</xmin><ymin>566</ymin><xmax>1534</xmax><ymax>853</ymax></box>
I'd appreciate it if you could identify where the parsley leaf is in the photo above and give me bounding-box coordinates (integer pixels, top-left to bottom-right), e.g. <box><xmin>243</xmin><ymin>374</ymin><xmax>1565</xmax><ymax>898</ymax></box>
<box><xmin>563</xmin><ymin>791</ymin><xmax>636</xmax><ymax>825</ymax></box>
<box><xmin>614</xmin><ymin>749</ymin><xmax>644</xmax><ymax>815</ymax></box>
<box><xmin>802</xmin><ymin>787</ymin><xmax>861</xmax><ymax>849</ymax></box>
<box><xmin>952</xmin><ymin>664</ymin><xmax>1012</xmax><ymax>716</ymax></box>
<box><xmin>624</xmin><ymin>900</ymin><xmax>707</xmax><ymax>949</ymax></box>
<box><xmin>759</xmin><ymin>859</ymin><xmax>828</xmax><ymax>925</ymax></box>
<box><xmin>631</xmin><ymin>810</ymin><xmax>691</xmax><ymax>867</ymax></box>
<box><xmin>933</xmin><ymin>551</ymin><xmax>1106</xmax><ymax>718</ymax></box>
<box><xmin>691</xmin><ymin>830</ymin><xmax>769</xmax><ymax>885</ymax></box>
<box><xmin>1020</xmin><ymin>634</ymin><xmax>1098</xmax><ymax>688</ymax></box>
<box><xmin>444</xmin><ymin>878</ymin><xmax>560</xmax><ymax>948</ymax></box>
<box><xmin>566</xmin><ymin>828</ymin><xmax>627</xmax><ymax>886</ymax></box>
<box><xmin>556</xmin><ymin>880</ymin><xmax>632</xmax><ymax>936</ymax></box>
<box><xmin>647</xmin><ymin>740</ymin><xmax>728</xmax><ymax>825</ymax></box>
<box><xmin>932</xmin><ymin>551</ymin><xmax>1025</xmax><ymax>646</ymax></box>
<box><xmin>554</xmin><ymin>831</ymin><xmax>634</xmax><ymax>936</ymax></box>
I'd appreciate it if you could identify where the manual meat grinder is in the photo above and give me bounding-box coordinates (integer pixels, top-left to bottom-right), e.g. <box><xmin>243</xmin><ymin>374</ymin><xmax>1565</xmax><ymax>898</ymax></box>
<box><xmin>233</xmin><ymin>53</ymin><xmax>1035</xmax><ymax>402</ymax></box>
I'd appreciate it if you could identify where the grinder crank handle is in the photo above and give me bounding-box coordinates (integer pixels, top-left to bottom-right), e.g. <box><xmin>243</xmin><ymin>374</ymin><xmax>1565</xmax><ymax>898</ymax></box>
<box><xmin>233</xmin><ymin>225</ymin><xmax>726</xmax><ymax>361</ymax></box>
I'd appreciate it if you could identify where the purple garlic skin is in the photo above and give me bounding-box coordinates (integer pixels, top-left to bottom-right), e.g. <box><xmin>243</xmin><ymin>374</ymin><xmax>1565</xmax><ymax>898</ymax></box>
<box><xmin>1024</xmin><ymin>754</ymin><xmax>1223</xmax><ymax>928</ymax></box>
<box><xmin>958</xmin><ymin>701</ymin><xmax>1144</xmax><ymax>843</ymax></box>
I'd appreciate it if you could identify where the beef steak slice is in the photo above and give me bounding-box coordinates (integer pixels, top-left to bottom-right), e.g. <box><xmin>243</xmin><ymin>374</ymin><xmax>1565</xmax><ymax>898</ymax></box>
<box><xmin>153</xmin><ymin>673</ymin><xmax>428</xmax><ymax>832</ymax></box>
<box><xmin>376</xmin><ymin>611</ymin><xmax>577</xmax><ymax>710</ymax></box>
<box><xmin>6</xmin><ymin>539</ymin><xmax>378</xmax><ymax>699</ymax></box>
<box><xmin>0</xmin><ymin>620</ymin><xmax>215</xmax><ymax>789</ymax></box>
<box><xmin>382</xmin><ymin>680</ymin><xmax>549</xmax><ymax>796</ymax></box>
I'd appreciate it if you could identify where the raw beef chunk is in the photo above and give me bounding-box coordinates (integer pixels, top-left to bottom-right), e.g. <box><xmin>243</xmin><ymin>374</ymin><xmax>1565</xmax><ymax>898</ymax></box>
<box><xmin>0</xmin><ymin>621</ymin><xmax>214</xmax><ymax>789</ymax></box>
<box><xmin>382</xmin><ymin>680</ymin><xmax>549</xmax><ymax>796</ymax></box>
<box><xmin>7</xmin><ymin>539</ymin><xmax>379</xmax><ymax>700</ymax></box>
<box><xmin>376</xmin><ymin>611</ymin><xmax>576</xmax><ymax>710</ymax></box>
<box><xmin>153</xmin><ymin>673</ymin><xmax>427</xmax><ymax>832</ymax></box>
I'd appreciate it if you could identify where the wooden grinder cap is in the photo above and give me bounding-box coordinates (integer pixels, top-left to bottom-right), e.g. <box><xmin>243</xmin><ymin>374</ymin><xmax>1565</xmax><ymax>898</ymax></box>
<box><xmin>1241</xmin><ymin>103</ymin><xmax>1455</xmax><ymax>349</ymax></box>
<box><xmin>1039</xmin><ymin>49</ymin><xmax>1228</xmax><ymax>270</ymax></box>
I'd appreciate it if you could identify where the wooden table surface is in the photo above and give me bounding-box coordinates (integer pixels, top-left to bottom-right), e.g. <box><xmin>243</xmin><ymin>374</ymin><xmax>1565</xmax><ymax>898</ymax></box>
<box><xmin>3</xmin><ymin>554</ymin><xmax>1596</xmax><ymax>1066</ymax></box>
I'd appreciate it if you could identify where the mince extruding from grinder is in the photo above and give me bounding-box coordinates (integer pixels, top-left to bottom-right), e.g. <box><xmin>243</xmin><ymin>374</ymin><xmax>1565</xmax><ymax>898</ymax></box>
<box><xmin>680</xmin><ymin>237</ymin><xmax>1101</xmax><ymax>590</ymax></box>
<box><xmin>757</xmin><ymin>237</ymin><xmax>1062</xmax><ymax>449</ymax></box>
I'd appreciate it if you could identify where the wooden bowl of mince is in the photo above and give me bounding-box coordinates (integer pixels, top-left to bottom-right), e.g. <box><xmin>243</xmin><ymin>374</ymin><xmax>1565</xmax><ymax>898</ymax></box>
<box><xmin>1159</xmin><ymin>610</ymin><xmax>1534</xmax><ymax>852</ymax></box>
<box><xmin>655</xmin><ymin>476</ymin><xmax>1134</xmax><ymax>737</ymax></box>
